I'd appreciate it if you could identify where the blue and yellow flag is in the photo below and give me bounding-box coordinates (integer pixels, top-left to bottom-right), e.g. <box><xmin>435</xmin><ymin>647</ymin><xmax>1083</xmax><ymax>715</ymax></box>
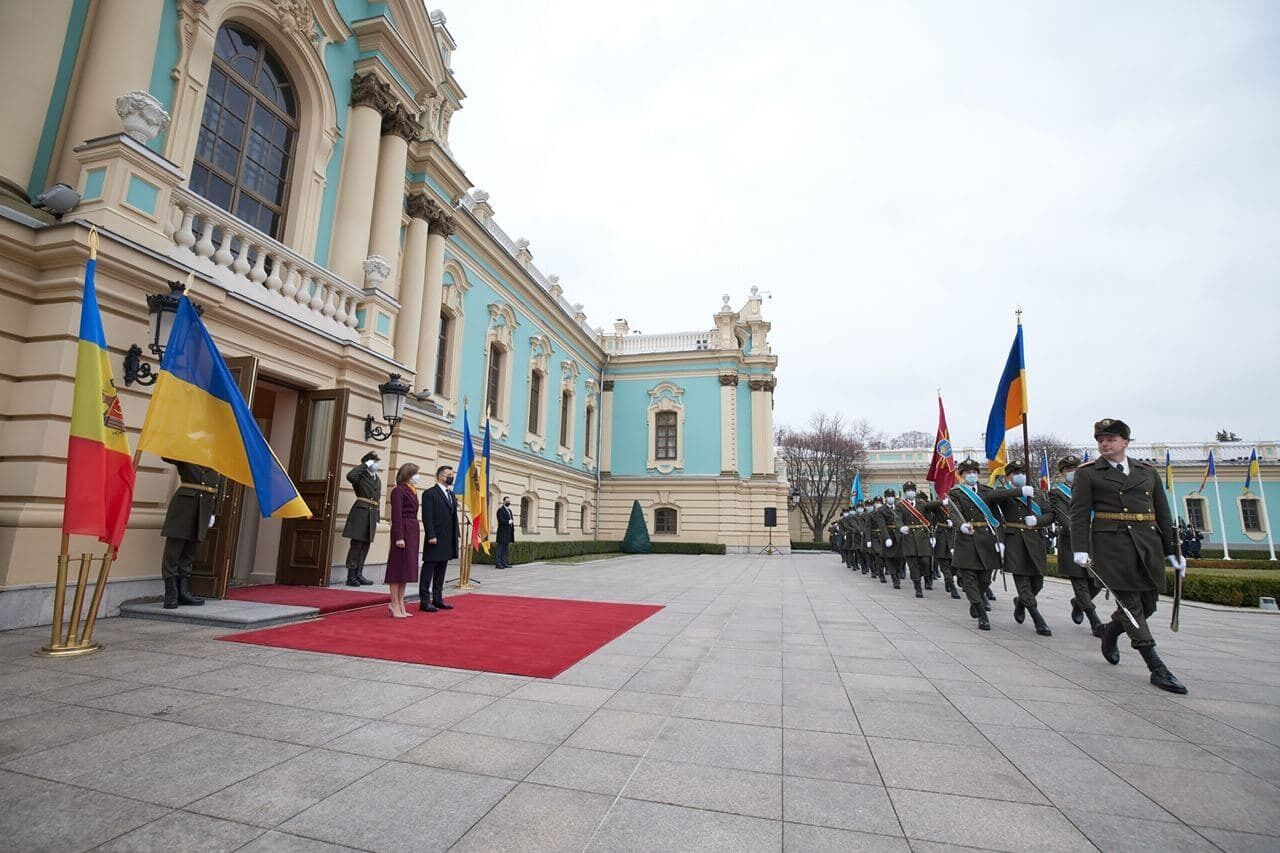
<box><xmin>1245</xmin><ymin>448</ymin><xmax>1260</xmax><ymax>493</ymax></box>
<box><xmin>984</xmin><ymin>322</ymin><xmax>1027</xmax><ymax>463</ymax></box>
<box><xmin>1197</xmin><ymin>450</ymin><xmax>1215</xmax><ymax>493</ymax></box>
<box><xmin>850</xmin><ymin>470</ymin><xmax>862</xmax><ymax>505</ymax></box>
<box><xmin>454</xmin><ymin>410</ymin><xmax>490</xmax><ymax>553</ymax></box>
<box><xmin>138</xmin><ymin>297</ymin><xmax>309</xmax><ymax>518</ymax></box>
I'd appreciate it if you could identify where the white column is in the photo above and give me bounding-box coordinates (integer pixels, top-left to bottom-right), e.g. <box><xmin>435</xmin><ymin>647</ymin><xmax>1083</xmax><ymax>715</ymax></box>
<box><xmin>750</xmin><ymin>378</ymin><xmax>776</xmax><ymax>476</ymax></box>
<box><xmin>720</xmin><ymin>372</ymin><xmax>738</xmax><ymax>475</ymax></box>
<box><xmin>414</xmin><ymin>205</ymin><xmax>455</xmax><ymax>395</ymax></box>
<box><xmin>327</xmin><ymin>73</ymin><xmax>388</xmax><ymax>285</ymax></box>
<box><xmin>600</xmin><ymin>380</ymin><xmax>614</xmax><ymax>473</ymax></box>
<box><xmin>366</xmin><ymin>105</ymin><xmax>417</xmax><ymax>296</ymax></box>
<box><xmin>393</xmin><ymin>194</ymin><xmax>431</xmax><ymax>373</ymax></box>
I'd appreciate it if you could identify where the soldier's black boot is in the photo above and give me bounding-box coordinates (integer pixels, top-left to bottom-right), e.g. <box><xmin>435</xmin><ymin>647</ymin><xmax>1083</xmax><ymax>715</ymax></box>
<box><xmin>1100</xmin><ymin>620</ymin><xmax>1124</xmax><ymax>665</ymax></box>
<box><xmin>1086</xmin><ymin>608</ymin><xmax>1104</xmax><ymax>638</ymax></box>
<box><xmin>924</xmin><ymin>577</ymin><xmax>933</xmax><ymax>591</ymax></box>
<box><xmin>345</xmin><ymin>568</ymin><xmax>360</xmax><ymax>587</ymax></box>
<box><xmin>163</xmin><ymin>577</ymin><xmax>179</xmax><ymax>610</ymax></box>
<box><xmin>986</xmin><ymin>588</ymin><xmax>997</xmax><ymax>601</ymax></box>
<box><xmin>913</xmin><ymin>579</ymin><xmax>924</xmax><ymax>598</ymax></box>
<box><xmin>356</xmin><ymin>570</ymin><xmax>375</xmax><ymax>586</ymax></box>
<box><xmin>949</xmin><ymin>580</ymin><xmax>962</xmax><ymax>599</ymax></box>
<box><xmin>1139</xmin><ymin>647</ymin><xmax>1188</xmax><ymax>695</ymax></box>
<box><xmin>176</xmin><ymin>577</ymin><xmax>204</xmax><ymax>606</ymax></box>
<box><xmin>978</xmin><ymin>610</ymin><xmax>991</xmax><ymax>631</ymax></box>
<box><xmin>1029</xmin><ymin>607</ymin><xmax>1052</xmax><ymax>636</ymax></box>
<box><xmin>1071</xmin><ymin>598</ymin><xmax>1084</xmax><ymax>624</ymax></box>
<box><xmin>1014</xmin><ymin>599</ymin><xmax>1026</xmax><ymax>624</ymax></box>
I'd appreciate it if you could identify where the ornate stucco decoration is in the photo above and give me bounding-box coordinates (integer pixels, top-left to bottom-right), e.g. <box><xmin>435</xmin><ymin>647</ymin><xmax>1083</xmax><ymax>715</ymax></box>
<box><xmin>116</xmin><ymin>91</ymin><xmax>171</xmax><ymax>144</ymax></box>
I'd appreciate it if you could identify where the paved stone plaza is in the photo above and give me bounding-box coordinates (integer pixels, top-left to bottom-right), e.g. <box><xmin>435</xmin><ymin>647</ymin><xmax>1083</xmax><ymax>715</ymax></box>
<box><xmin>1</xmin><ymin>553</ymin><xmax>1277</xmax><ymax>852</ymax></box>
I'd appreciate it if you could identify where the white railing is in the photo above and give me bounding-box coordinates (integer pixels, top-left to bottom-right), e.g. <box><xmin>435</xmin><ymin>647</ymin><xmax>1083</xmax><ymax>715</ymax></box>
<box><xmin>165</xmin><ymin>188</ymin><xmax>362</xmax><ymax>338</ymax></box>
<box><xmin>862</xmin><ymin>441</ymin><xmax>1278</xmax><ymax>469</ymax></box>
<box><xmin>615</xmin><ymin>330</ymin><xmax>715</xmax><ymax>354</ymax></box>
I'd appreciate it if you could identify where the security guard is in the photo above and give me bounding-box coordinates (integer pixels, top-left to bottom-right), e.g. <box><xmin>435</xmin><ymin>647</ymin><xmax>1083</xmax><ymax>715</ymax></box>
<box><xmin>947</xmin><ymin>459</ymin><xmax>1006</xmax><ymax>630</ymax></box>
<box><xmin>895</xmin><ymin>481</ymin><xmax>935</xmax><ymax>597</ymax></box>
<box><xmin>341</xmin><ymin>450</ymin><xmax>382</xmax><ymax>586</ymax></box>
<box><xmin>159</xmin><ymin>458</ymin><xmax>220</xmax><ymax>608</ymax></box>
<box><xmin>1051</xmin><ymin>454</ymin><xmax>1104</xmax><ymax>637</ymax></box>
<box><xmin>1070</xmin><ymin>419</ymin><xmax>1188</xmax><ymax>694</ymax></box>
<box><xmin>991</xmin><ymin>460</ymin><xmax>1055</xmax><ymax>636</ymax></box>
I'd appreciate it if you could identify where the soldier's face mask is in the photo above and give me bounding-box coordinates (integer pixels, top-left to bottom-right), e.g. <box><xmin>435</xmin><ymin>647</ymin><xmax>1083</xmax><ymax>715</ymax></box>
<box><xmin>964</xmin><ymin>473</ymin><xmax>979</xmax><ymax>485</ymax></box>
<box><xmin>904</xmin><ymin>490</ymin><xmax>916</xmax><ymax>500</ymax></box>
<box><xmin>873</xmin><ymin>503</ymin><xmax>883</xmax><ymax>510</ymax></box>
<box><xmin>886</xmin><ymin>497</ymin><xmax>895</xmax><ymax>506</ymax></box>
<box><xmin>366</xmin><ymin>460</ymin><xmax>378</xmax><ymax>472</ymax></box>
<box><xmin>1011</xmin><ymin>474</ymin><xmax>1027</xmax><ymax>487</ymax></box>
<box><xmin>1064</xmin><ymin>471</ymin><xmax>1075</xmax><ymax>484</ymax></box>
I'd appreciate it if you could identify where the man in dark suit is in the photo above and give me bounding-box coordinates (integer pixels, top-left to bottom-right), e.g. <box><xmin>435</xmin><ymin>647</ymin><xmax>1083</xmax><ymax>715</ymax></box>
<box><xmin>420</xmin><ymin>464</ymin><xmax>459</xmax><ymax>612</ymax></box>
<box><xmin>341</xmin><ymin>450</ymin><xmax>381</xmax><ymax>586</ymax></box>
<box><xmin>160</xmin><ymin>458</ymin><xmax>221</xmax><ymax>609</ymax></box>
<box><xmin>1070</xmin><ymin>419</ymin><xmax>1187</xmax><ymax>694</ymax></box>
<box><xmin>495</xmin><ymin>496</ymin><xmax>515</xmax><ymax>569</ymax></box>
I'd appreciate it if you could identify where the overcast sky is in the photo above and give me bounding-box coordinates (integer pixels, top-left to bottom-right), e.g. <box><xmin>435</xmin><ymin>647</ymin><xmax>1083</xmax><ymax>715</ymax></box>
<box><xmin>442</xmin><ymin>0</ymin><xmax>1279</xmax><ymax>449</ymax></box>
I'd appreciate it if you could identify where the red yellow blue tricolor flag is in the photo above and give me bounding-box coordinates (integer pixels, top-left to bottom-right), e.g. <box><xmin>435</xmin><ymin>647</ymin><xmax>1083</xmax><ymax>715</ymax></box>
<box><xmin>454</xmin><ymin>410</ymin><xmax>491</xmax><ymax>553</ymax></box>
<box><xmin>1038</xmin><ymin>450</ymin><xmax>1050</xmax><ymax>492</ymax></box>
<box><xmin>984</xmin><ymin>320</ymin><xmax>1027</xmax><ymax>465</ymax></box>
<box><xmin>137</xmin><ymin>297</ymin><xmax>309</xmax><ymax>518</ymax></box>
<box><xmin>64</xmin><ymin>229</ymin><xmax>135</xmax><ymax>550</ymax></box>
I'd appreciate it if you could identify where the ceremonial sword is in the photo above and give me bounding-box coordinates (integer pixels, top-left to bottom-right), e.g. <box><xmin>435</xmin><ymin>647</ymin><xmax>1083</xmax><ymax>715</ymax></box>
<box><xmin>1084</xmin><ymin>559</ymin><xmax>1141</xmax><ymax>630</ymax></box>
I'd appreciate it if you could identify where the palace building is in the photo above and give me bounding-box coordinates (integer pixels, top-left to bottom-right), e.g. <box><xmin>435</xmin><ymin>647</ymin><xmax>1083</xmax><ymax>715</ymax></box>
<box><xmin>0</xmin><ymin>0</ymin><xmax>787</xmax><ymax>629</ymax></box>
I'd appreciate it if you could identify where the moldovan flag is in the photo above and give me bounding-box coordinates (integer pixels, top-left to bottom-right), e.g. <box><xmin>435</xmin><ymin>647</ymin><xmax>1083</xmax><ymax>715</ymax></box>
<box><xmin>454</xmin><ymin>411</ymin><xmax>491</xmax><ymax>553</ymax></box>
<box><xmin>137</xmin><ymin>297</ymin><xmax>309</xmax><ymax>518</ymax></box>
<box><xmin>925</xmin><ymin>395</ymin><xmax>957</xmax><ymax>497</ymax></box>
<box><xmin>1039</xmin><ymin>450</ymin><xmax>1051</xmax><ymax>492</ymax></box>
<box><xmin>984</xmin><ymin>321</ymin><xmax>1027</xmax><ymax>463</ymax></box>
<box><xmin>63</xmin><ymin>229</ymin><xmax>135</xmax><ymax>550</ymax></box>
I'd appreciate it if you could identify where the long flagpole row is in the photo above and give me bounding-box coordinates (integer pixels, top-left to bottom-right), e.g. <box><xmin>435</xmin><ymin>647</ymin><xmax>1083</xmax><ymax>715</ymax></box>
<box><xmin>1212</xmin><ymin>468</ymin><xmax>1231</xmax><ymax>560</ymax></box>
<box><xmin>1254</xmin><ymin>451</ymin><xmax>1277</xmax><ymax>561</ymax></box>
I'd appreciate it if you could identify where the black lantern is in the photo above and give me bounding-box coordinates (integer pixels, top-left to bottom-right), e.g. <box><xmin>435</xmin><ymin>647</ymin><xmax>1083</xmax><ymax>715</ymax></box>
<box><xmin>789</xmin><ymin>487</ymin><xmax>802</xmax><ymax>508</ymax></box>
<box><xmin>123</xmin><ymin>280</ymin><xmax>200</xmax><ymax>386</ymax></box>
<box><xmin>365</xmin><ymin>373</ymin><xmax>411</xmax><ymax>441</ymax></box>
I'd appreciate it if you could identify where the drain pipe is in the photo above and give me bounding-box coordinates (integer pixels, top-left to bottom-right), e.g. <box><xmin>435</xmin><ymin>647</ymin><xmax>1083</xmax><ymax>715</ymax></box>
<box><xmin>593</xmin><ymin>354</ymin><xmax>608</xmax><ymax>539</ymax></box>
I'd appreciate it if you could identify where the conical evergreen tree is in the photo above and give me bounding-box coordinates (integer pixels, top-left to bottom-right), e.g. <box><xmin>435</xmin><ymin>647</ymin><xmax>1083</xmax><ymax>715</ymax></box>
<box><xmin>620</xmin><ymin>499</ymin><xmax>652</xmax><ymax>553</ymax></box>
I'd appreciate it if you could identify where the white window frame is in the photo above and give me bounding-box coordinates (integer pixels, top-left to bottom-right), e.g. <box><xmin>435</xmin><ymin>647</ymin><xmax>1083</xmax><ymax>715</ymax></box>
<box><xmin>647</xmin><ymin>382</ymin><xmax>685</xmax><ymax>474</ymax></box>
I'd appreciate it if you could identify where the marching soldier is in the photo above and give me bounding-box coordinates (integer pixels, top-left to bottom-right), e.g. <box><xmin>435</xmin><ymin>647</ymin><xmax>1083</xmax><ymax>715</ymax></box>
<box><xmin>159</xmin><ymin>458</ymin><xmax>220</xmax><ymax>609</ymax></box>
<box><xmin>1070</xmin><ymin>419</ymin><xmax>1188</xmax><ymax>694</ymax></box>
<box><xmin>924</xmin><ymin>491</ymin><xmax>962</xmax><ymax>598</ymax></box>
<box><xmin>871</xmin><ymin>491</ymin><xmax>904</xmax><ymax>588</ymax></box>
<box><xmin>1051</xmin><ymin>454</ymin><xmax>1104</xmax><ymax>637</ymax></box>
<box><xmin>896</xmin><ymin>481</ymin><xmax>935</xmax><ymax>598</ymax></box>
<box><xmin>946</xmin><ymin>459</ymin><xmax>1006</xmax><ymax>630</ymax></box>
<box><xmin>341</xmin><ymin>450</ymin><xmax>382</xmax><ymax>586</ymax></box>
<box><xmin>991</xmin><ymin>460</ymin><xmax>1055</xmax><ymax>636</ymax></box>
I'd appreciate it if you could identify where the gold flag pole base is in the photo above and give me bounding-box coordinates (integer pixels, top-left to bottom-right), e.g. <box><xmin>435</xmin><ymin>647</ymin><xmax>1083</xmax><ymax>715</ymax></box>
<box><xmin>453</xmin><ymin>511</ymin><xmax>476</xmax><ymax>589</ymax></box>
<box><xmin>33</xmin><ymin>642</ymin><xmax>103</xmax><ymax>658</ymax></box>
<box><xmin>34</xmin><ymin>536</ymin><xmax>114</xmax><ymax>659</ymax></box>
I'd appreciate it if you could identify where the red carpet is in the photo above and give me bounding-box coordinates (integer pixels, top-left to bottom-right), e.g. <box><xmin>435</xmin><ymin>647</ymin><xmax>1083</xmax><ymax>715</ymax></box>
<box><xmin>220</xmin><ymin>593</ymin><xmax>663</xmax><ymax>678</ymax></box>
<box><xmin>225</xmin><ymin>584</ymin><xmax>390</xmax><ymax>614</ymax></box>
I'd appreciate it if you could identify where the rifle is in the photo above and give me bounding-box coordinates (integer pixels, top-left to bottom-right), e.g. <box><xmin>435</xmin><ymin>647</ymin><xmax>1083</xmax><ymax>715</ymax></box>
<box><xmin>1170</xmin><ymin>523</ymin><xmax>1186</xmax><ymax>633</ymax></box>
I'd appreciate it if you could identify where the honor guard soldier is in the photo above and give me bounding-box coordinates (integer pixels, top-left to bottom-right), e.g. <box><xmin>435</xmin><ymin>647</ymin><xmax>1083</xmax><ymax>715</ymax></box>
<box><xmin>1070</xmin><ymin>419</ymin><xmax>1188</xmax><ymax>694</ymax></box>
<box><xmin>159</xmin><ymin>458</ymin><xmax>220</xmax><ymax>609</ymax></box>
<box><xmin>872</xmin><ymin>491</ymin><xmax>904</xmax><ymax>588</ymax></box>
<box><xmin>896</xmin><ymin>481</ymin><xmax>935</xmax><ymax>597</ymax></box>
<box><xmin>1051</xmin><ymin>455</ymin><xmax>1104</xmax><ymax>636</ymax></box>
<box><xmin>341</xmin><ymin>451</ymin><xmax>382</xmax><ymax>586</ymax></box>
<box><xmin>839</xmin><ymin>508</ymin><xmax>857</xmax><ymax>569</ymax></box>
<box><xmin>947</xmin><ymin>459</ymin><xmax>1006</xmax><ymax>630</ymax></box>
<box><xmin>991</xmin><ymin>460</ymin><xmax>1055</xmax><ymax>636</ymax></box>
<box><xmin>925</xmin><ymin>492</ymin><xmax>961</xmax><ymax>598</ymax></box>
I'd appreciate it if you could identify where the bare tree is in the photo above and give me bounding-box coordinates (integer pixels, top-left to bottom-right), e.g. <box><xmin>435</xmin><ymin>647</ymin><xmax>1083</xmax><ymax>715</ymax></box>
<box><xmin>1009</xmin><ymin>433</ymin><xmax>1081</xmax><ymax>473</ymax></box>
<box><xmin>850</xmin><ymin>418</ymin><xmax>887</xmax><ymax>450</ymax></box>
<box><xmin>777</xmin><ymin>412</ymin><xmax>870</xmax><ymax>542</ymax></box>
<box><xmin>889</xmin><ymin>430</ymin><xmax>932</xmax><ymax>449</ymax></box>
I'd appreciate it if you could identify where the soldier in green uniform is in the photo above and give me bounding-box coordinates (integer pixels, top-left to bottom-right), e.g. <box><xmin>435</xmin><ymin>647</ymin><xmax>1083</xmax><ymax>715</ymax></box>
<box><xmin>159</xmin><ymin>458</ymin><xmax>220</xmax><ymax>609</ymax></box>
<box><xmin>836</xmin><ymin>508</ymin><xmax>854</xmax><ymax>569</ymax></box>
<box><xmin>871</xmin><ymin>490</ymin><xmax>904</xmax><ymax>589</ymax></box>
<box><xmin>895</xmin><ymin>481</ymin><xmax>935</xmax><ymax>598</ymax></box>
<box><xmin>341</xmin><ymin>450</ymin><xmax>382</xmax><ymax>586</ymax></box>
<box><xmin>858</xmin><ymin>502</ymin><xmax>875</xmax><ymax>574</ymax></box>
<box><xmin>924</xmin><ymin>490</ymin><xmax>961</xmax><ymax>598</ymax></box>
<box><xmin>1070</xmin><ymin>419</ymin><xmax>1188</xmax><ymax>694</ymax></box>
<box><xmin>946</xmin><ymin>459</ymin><xmax>1008</xmax><ymax>629</ymax></box>
<box><xmin>991</xmin><ymin>460</ymin><xmax>1055</xmax><ymax>636</ymax></box>
<box><xmin>1050</xmin><ymin>454</ymin><xmax>1104</xmax><ymax>637</ymax></box>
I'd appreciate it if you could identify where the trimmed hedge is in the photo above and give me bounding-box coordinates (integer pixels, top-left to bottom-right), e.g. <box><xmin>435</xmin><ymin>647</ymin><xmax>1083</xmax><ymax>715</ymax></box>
<box><xmin>790</xmin><ymin>540</ymin><xmax>833</xmax><ymax>551</ymax></box>
<box><xmin>1188</xmin><ymin>559</ymin><xmax>1278</xmax><ymax>571</ymax></box>
<box><xmin>470</xmin><ymin>539</ymin><xmax>725</xmax><ymax>565</ymax></box>
<box><xmin>1199</xmin><ymin>548</ymin><xmax>1273</xmax><ymax>560</ymax></box>
<box><xmin>1045</xmin><ymin>555</ymin><xmax>1280</xmax><ymax>608</ymax></box>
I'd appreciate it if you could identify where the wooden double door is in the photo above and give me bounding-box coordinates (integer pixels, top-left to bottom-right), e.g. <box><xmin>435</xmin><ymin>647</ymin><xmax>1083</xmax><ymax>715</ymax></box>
<box><xmin>187</xmin><ymin>356</ymin><xmax>349</xmax><ymax>597</ymax></box>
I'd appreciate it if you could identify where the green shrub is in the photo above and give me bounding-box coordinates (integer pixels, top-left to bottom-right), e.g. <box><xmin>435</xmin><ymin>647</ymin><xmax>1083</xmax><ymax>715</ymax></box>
<box><xmin>649</xmin><ymin>542</ymin><xmax>726</xmax><ymax>555</ymax></box>
<box><xmin>1164</xmin><ymin>570</ymin><xmax>1280</xmax><ymax>607</ymax></box>
<box><xmin>471</xmin><ymin>540</ymin><xmax>621</xmax><ymax>566</ymax></box>
<box><xmin>1188</xmin><ymin>559</ymin><xmax>1278</xmax><ymax>570</ymax></box>
<box><xmin>790</xmin><ymin>540</ymin><xmax>832</xmax><ymax>551</ymax></box>
<box><xmin>621</xmin><ymin>500</ymin><xmax>652</xmax><ymax>554</ymax></box>
<box><xmin>1199</xmin><ymin>548</ymin><xmax>1272</xmax><ymax>560</ymax></box>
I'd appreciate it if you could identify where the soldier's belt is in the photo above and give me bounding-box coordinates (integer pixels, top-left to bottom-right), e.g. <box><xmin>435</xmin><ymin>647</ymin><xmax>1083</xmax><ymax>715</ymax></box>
<box><xmin>965</xmin><ymin>520</ymin><xmax>991</xmax><ymax>527</ymax></box>
<box><xmin>906</xmin><ymin>524</ymin><xmax>929</xmax><ymax>529</ymax></box>
<box><xmin>1004</xmin><ymin>523</ymin><xmax>1034</xmax><ymax>530</ymax></box>
<box><xmin>355</xmin><ymin>497</ymin><xmax>380</xmax><ymax>507</ymax></box>
<box><xmin>1095</xmin><ymin>512</ymin><xmax>1156</xmax><ymax>521</ymax></box>
<box><xmin>180</xmin><ymin>482</ymin><xmax>218</xmax><ymax>494</ymax></box>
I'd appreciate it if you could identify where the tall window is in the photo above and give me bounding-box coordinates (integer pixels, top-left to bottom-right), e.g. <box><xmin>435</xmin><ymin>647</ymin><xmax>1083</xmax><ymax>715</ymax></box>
<box><xmin>486</xmin><ymin>344</ymin><xmax>503</xmax><ymax>420</ymax></box>
<box><xmin>527</xmin><ymin>370</ymin><xmax>543</xmax><ymax>435</ymax></box>
<box><xmin>655</xmin><ymin>411</ymin><xmax>678</xmax><ymax>461</ymax></box>
<box><xmin>655</xmin><ymin>507</ymin><xmax>677</xmax><ymax>534</ymax></box>
<box><xmin>584</xmin><ymin>404</ymin><xmax>595</xmax><ymax>458</ymax></box>
<box><xmin>1185</xmin><ymin>497</ymin><xmax>1208</xmax><ymax>530</ymax></box>
<box><xmin>192</xmin><ymin>26</ymin><xmax>298</xmax><ymax>239</ymax></box>
<box><xmin>559</xmin><ymin>391</ymin><xmax>571</xmax><ymax>447</ymax></box>
<box><xmin>1242</xmin><ymin>498</ymin><xmax>1264</xmax><ymax>532</ymax></box>
<box><xmin>581</xmin><ymin>504</ymin><xmax>590</xmax><ymax>531</ymax></box>
<box><xmin>554</xmin><ymin>500</ymin><xmax>564</xmax><ymax>533</ymax></box>
<box><xmin>519</xmin><ymin>496</ymin><xmax>532</xmax><ymax>532</ymax></box>
<box><xmin>434</xmin><ymin>313</ymin><xmax>450</xmax><ymax>396</ymax></box>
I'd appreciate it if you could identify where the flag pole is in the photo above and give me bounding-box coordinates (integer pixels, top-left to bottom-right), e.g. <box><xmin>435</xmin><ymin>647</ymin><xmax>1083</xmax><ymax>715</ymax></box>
<box><xmin>1212</xmin><ymin>461</ymin><xmax>1231</xmax><ymax>560</ymax></box>
<box><xmin>1254</xmin><ymin>449</ymin><xmax>1276</xmax><ymax>561</ymax></box>
<box><xmin>1016</xmin><ymin>309</ymin><xmax>1031</xmax><ymax>509</ymax></box>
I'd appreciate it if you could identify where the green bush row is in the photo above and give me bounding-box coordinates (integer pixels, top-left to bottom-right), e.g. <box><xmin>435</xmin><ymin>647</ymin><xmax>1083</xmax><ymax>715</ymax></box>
<box><xmin>470</xmin><ymin>539</ymin><xmax>725</xmax><ymax>565</ymax></box>
<box><xmin>1188</xmin><ymin>559</ymin><xmax>1279</xmax><ymax>570</ymax></box>
<box><xmin>790</xmin><ymin>540</ymin><xmax>832</xmax><ymax>551</ymax></box>
<box><xmin>1199</xmin><ymin>548</ymin><xmax>1273</xmax><ymax>560</ymax></box>
<box><xmin>1163</xmin><ymin>570</ymin><xmax>1280</xmax><ymax>608</ymax></box>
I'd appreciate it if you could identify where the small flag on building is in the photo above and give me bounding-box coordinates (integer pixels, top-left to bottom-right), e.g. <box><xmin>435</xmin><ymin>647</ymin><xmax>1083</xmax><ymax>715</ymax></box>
<box><xmin>1245</xmin><ymin>448</ymin><xmax>1260</xmax><ymax>493</ymax></box>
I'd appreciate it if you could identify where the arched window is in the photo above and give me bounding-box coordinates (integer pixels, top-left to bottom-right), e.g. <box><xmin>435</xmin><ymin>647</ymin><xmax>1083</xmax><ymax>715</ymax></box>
<box><xmin>520</xmin><ymin>496</ymin><xmax>533</xmax><ymax>533</ymax></box>
<box><xmin>191</xmin><ymin>25</ymin><xmax>298</xmax><ymax>239</ymax></box>
<box><xmin>554</xmin><ymin>499</ymin><xmax>566</xmax><ymax>534</ymax></box>
<box><xmin>580</xmin><ymin>504</ymin><xmax>591</xmax><ymax>532</ymax></box>
<box><xmin>655</xmin><ymin>507</ymin><xmax>678</xmax><ymax>535</ymax></box>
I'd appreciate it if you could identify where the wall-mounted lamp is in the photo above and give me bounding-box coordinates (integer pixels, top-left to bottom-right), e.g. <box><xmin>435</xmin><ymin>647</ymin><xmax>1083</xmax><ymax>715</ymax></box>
<box><xmin>123</xmin><ymin>281</ymin><xmax>201</xmax><ymax>386</ymax></box>
<box><xmin>365</xmin><ymin>373</ymin><xmax>411</xmax><ymax>441</ymax></box>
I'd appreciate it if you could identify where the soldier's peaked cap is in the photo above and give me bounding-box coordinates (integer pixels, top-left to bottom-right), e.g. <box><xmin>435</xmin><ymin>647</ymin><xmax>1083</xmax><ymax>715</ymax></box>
<box><xmin>1094</xmin><ymin>418</ymin><xmax>1131</xmax><ymax>440</ymax></box>
<box><xmin>902</xmin><ymin>481</ymin><xmax>918</xmax><ymax>491</ymax></box>
<box><xmin>957</xmin><ymin>458</ymin><xmax>982</xmax><ymax>473</ymax></box>
<box><xmin>1004</xmin><ymin>460</ymin><xmax>1027</xmax><ymax>475</ymax></box>
<box><xmin>361</xmin><ymin>451</ymin><xmax>380</xmax><ymax>463</ymax></box>
<box><xmin>1057</xmin><ymin>454</ymin><xmax>1082</xmax><ymax>471</ymax></box>
<box><xmin>882</xmin><ymin>488</ymin><xmax>897</xmax><ymax>497</ymax></box>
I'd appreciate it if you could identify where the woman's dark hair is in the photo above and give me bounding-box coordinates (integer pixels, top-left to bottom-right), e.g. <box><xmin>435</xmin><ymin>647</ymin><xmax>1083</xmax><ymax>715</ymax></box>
<box><xmin>396</xmin><ymin>463</ymin><xmax>420</xmax><ymax>486</ymax></box>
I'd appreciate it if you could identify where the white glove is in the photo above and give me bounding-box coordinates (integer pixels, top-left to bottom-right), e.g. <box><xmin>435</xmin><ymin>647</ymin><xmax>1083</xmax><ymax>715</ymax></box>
<box><xmin>885</xmin><ymin>538</ymin><xmax>893</xmax><ymax>548</ymax></box>
<box><xmin>208</xmin><ymin>516</ymin><xmax>216</xmax><ymax>528</ymax></box>
<box><xmin>946</xmin><ymin>519</ymin><xmax>954</xmax><ymax>528</ymax></box>
<box><xmin>1073</xmin><ymin>552</ymin><xmax>1090</xmax><ymax>567</ymax></box>
<box><xmin>996</xmin><ymin>543</ymin><xmax>1005</xmax><ymax>557</ymax></box>
<box><xmin>866</xmin><ymin>541</ymin><xmax>872</xmax><ymax>549</ymax></box>
<box><xmin>1023</xmin><ymin>515</ymin><xmax>1037</xmax><ymax>527</ymax></box>
<box><xmin>1021</xmin><ymin>485</ymin><xmax>1035</xmax><ymax>497</ymax></box>
<box><xmin>942</xmin><ymin>496</ymin><xmax>949</xmax><ymax>506</ymax></box>
<box><xmin>960</xmin><ymin>522</ymin><xmax>974</xmax><ymax>535</ymax></box>
<box><xmin>899</xmin><ymin>525</ymin><xmax>909</xmax><ymax>534</ymax></box>
<box><xmin>929</xmin><ymin>537</ymin><xmax>936</xmax><ymax>547</ymax></box>
<box><xmin>1168</xmin><ymin>554</ymin><xmax>1187</xmax><ymax>575</ymax></box>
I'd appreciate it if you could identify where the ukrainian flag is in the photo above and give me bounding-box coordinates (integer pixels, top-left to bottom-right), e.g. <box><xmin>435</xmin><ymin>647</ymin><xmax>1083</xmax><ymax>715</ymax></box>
<box><xmin>1245</xmin><ymin>448</ymin><xmax>1260</xmax><ymax>493</ymax></box>
<box><xmin>137</xmin><ymin>297</ymin><xmax>309</xmax><ymax>518</ymax></box>
<box><xmin>984</xmin><ymin>323</ymin><xmax>1027</xmax><ymax>463</ymax></box>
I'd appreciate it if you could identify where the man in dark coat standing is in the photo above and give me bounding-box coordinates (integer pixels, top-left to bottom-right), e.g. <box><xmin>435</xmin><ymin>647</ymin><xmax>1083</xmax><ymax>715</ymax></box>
<box><xmin>1051</xmin><ymin>454</ymin><xmax>1104</xmax><ymax>637</ymax></box>
<box><xmin>341</xmin><ymin>450</ymin><xmax>381</xmax><ymax>586</ymax></box>
<box><xmin>1070</xmin><ymin>419</ymin><xmax>1188</xmax><ymax>694</ymax></box>
<box><xmin>495</xmin><ymin>496</ymin><xmax>515</xmax><ymax>569</ymax></box>
<box><xmin>420</xmin><ymin>464</ymin><xmax>460</xmax><ymax>611</ymax></box>
<box><xmin>160</xmin><ymin>458</ymin><xmax>220</xmax><ymax>608</ymax></box>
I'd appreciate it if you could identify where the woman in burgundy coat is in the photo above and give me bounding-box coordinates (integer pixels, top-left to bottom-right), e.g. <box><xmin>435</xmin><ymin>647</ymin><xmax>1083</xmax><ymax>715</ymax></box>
<box><xmin>385</xmin><ymin>463</ymin><xmax>421</xmax><ymax>617</ymax></box>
